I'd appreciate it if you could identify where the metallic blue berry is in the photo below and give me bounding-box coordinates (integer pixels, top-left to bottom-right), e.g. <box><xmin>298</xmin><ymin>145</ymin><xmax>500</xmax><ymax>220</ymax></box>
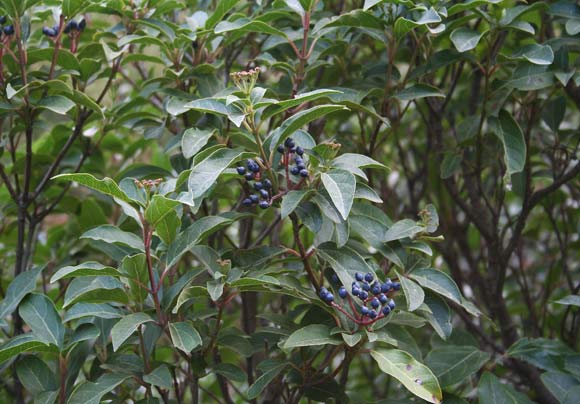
<box><xmin>290</xmin><ymin>166</ymin><xmax>300</xmax><ymax>175</ymax></box>
<box><xmin>294</xmin><ymin>156</ymin><xmax>303</xmax><ymax>164</ymax></box>
<box><xmin>331</xmin><ymin>274</ymin><xmax>340</xmax><ymax>284</ymax></box>
<box><xmin>361</xmin><ymin>306</ymin><xmax>369</xmax><ymax>316</ymax></box>
<box><xmin>277</xmin><ymin>145</ymin><xmax>285</xmax><ymax>153</ymax></box>
<box><xmin>382</xmin><ymin>306</ymin><xmax>391</xmax><ymax>316</ymax></box>
<box><xmin>3</xmin><ymin>25</ymin><xmax>14</xmax><ymax>35</ymax></box>
<box><xmin>369</xmin><ymin>310</ymin><xmax>377</xmax><ymax>319</ymax></box>
<box><xmin>388</xmin><ymin>299</ymin><xmax>396</xmax><ymax>310</ymax></box>
<box><xmin>371</xmin><ymin>298</ymin><xmax>380</xmax><ymax>309</ymax></box>
<box><xmin>42</xmin><ymin>26</ymin><xmax>57</xmax><ymax>37</ymax></box>
<box><xmin>381</xmin><ymin>280</ymin><xmax>393</xmax><ymax>293</ymax></box>
<box><xmin>358</xmin><ymin>290</ymin><xmax>368</xmax><ymax>300</ymax></box>
<box><xmin>78</xmin><ymin>19</ymin><xmax>86</xmax><ymax>31</ymax></box>
<box><xmin>263</xmin><ymin>179</ymin><xmax>272</xmax><ymax>189</ymax></box>
<box><xmin>392</xmin><ymin>282</ymin><xmax>401</xmax><ymax>291</ymax></box>
<box><xmin>296</xmin><ymin>146</ymin><xmax>304</xmax><ymax>155</ymax></box>
<box><xmin>284</xmin><ymin>137</ymin><xmax>295</xmax><ymax>148</ymax></box>
<box><xmin>259</xmin><ymin>189</ymin><xmax>269</xmax><ymax>199</ymax></box>
<box><xmin>237</xmin><ymin>166</ymin><xmax>246</xmax><ymax>175</ymax></box>
<box><xmin>364</xmin><ymin>272</ymin><xmax>374</xmax><ymax>282</ymax></box>
<box><xmin>361</xmin><ymin>282</ymin><xmax>370</xmax><ymax>292</ymax></box>
<box><xmin>355</xmin><ymin>272</ymin><xmax>364</xmax><ymax>282</ymax></box>
<box><xmin>299</xmin><ymin>169</ymin><xmax>309</xmax><ymax>177</ymax></box>
<box><xmin>379</xmin><ymin>294</ymin><xmax>388</xmax><ymax>304</ymax></box>
<box><xmin>325</xmin><ymin>293</ymin><xmax>334</xmax><ymax>303</ymax></box>
<box><xmin>245</xmin><ymin>172</ymin><xmax>255</xmax><ymax>181</ymax></box>
<box><xmin>254</xmin><ymin>181</ymin><xmax>263</xmax><ymax>190</ymax></box>
<box><xmin>259</xmin><ymin>200</ymin><xmax>270</xmax><ymax>209</ymax></box>
<box><xmin>338</xmin><ymin>287</ymin><xmax>347</xmax><ymax>298</ymax></box>
<box><xmin>351</xmin><ymin>287</ymin><xmax>360</xmax><ymax>296</ymax></box>
<box><xmin>371</xmin><ymin>284</ymin><xmax>381</xmax><ymax>295</ymax></box>
<box><xmin>249</xmin><ymin>194</ymin><xmax>259</xmax><ymax>203</ymax></box>
<box><xmin>242</xmin><ymin>198</ymin><xmax>252</xmax><ymax>206</ymax></box>
<box><xmin>297</xmin><ymin>163</ymin><xmax>306</xmax><ymax>170</ymax></box>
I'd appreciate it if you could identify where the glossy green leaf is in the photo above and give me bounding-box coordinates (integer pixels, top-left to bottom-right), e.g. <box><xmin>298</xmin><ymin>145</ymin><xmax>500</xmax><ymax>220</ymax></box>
<box><xmin>554</xmin><ymin>295</ymin><xmax>580</xmax><ymax>307</ymax></box>
<box><xmin>450</xmin><ymin>28</ymin><xmax>485</xmax><ymax>52</ymax></box>
<box><xmin>19</xmin><ymin>294</ymin><xmax>64</xmax><ymax>349</ymax></box>
<box><xmin>410</xmin><ymin>269</ymin><xmax>462</xmax><ymax>304</ymax></box>
<box><xmin>143</xmin><ymin>365</ymin><xmax>172</xmax><ymax>389</ymax></box>
<box><xmin>182</xmin><ymin>128</ymin><xmax>214</xmax><ymax>159</ymax></box>
<box><xmin>169</xmin><ymin>321</ymin><xmax>202</xmax><ymax>353</ymax></box>
<box><xmin>0</xmin><ymin>334</ymin><xmax>50</xmax><ymax>364</ymax></box>
<box><xmin>478</xmin><ymin>372</ymin><xmax>537</xmax><ymax>404</ymax></box>
<box><xmin>38</xmin><ymin>95</ymin><xmax>75</xmax><ymax>115</ymax></box>
<box><xmin>394</xmin><ymin>84</ymin><xmax>445</xmax><ymax>101</ymax></box>
<box><xmin>52</xmin><ymin>173</ymin><xmax>131</xmax><ymax>204</ymax></box>
<box><xmin>0</xmin><ymin>265</ymin><xmax>43</xmax><ymax>319</ymax></box>
<box><xmin>540</xmin><ymin>371</ymin><xmax>580</xmax><ymax>402</ymax></box>
<box><xmin>284</xmin><ymin>325</ymin><xmax>341</xmax><ymax>348</ymax></box>
<box><xmin>384</xmin><ymin>219</ymin><xmax>424</xmax><ymax>242</ymax></box>
<box><xmin>67</xmin><ymin>373</ymin><xmax>128</xmax><ymax>404</ymax></box>
<box><xmin>51</xmin><ymin>262</ymin><xmax>119</xmax><ymax>283</ymax></box>
<box><xmin>425</xmin><ymin>345</ymin><xmax>490</xmax><ymax>387</ymax></box>
<box><xmin>63</xmin><ymin>276</ymin><xmax>127</xmax><ymax>308</ymax></box>
<box><xmin>183</xmin><ymin>98</ymin><xmax>245</xmax><ymax>127</ymax></box>
<box><xmin>64</xmin><ymin>303</ymin><xmax>123</xmax><ymax>322</ymax></box>
<box><xmin>281</xmin><ymin>190</ymin><xmax>311</xmax><ymax>219</ymax></box>
<box><xmin>111</xmin><ymin>312</ymin><xmax>154</xmax><ymax>351</ymax></box>
<box><xmin>321</xmin><ymin>169</ymin><xmax>356</xmax><ymax>220</ymax></box>
<box><xmin>397</xmin><ymin>271</ymin><xmax>425</xmax><ymax>312</ymax></box>
<box><xmin>512</xmin><ymin>44</ymin><xmax>554</xmax><ymax>66</ymax></box>
<box><xmin>247</xmin><ymin>361</ymin><xmax>288</xmax><ymax>399</ymax></box>
<box><xmin>188</xmin><ymin>148</ymin><xmax>244</xmax><ymax>199</ymax></box>
<box><xmin>215</xmin><ymin>18</ymin><xmax>287</xmax><ymax>38</ymax></box>
<box><xmin>371</xmin><ymin>349</ymin><xmax>442</xmax><ymax>403</ymax></box>
<box><xmin>489</xmin><ymin>110</ymin><xmax>526</xmax><ymax>183</ymax></box>
<box><xmin>15</xmin><ymin>356</ymin><xmax>57</xmax><ymax>395</ymax></box>
<box><xmin>81</xmin><ymin>225</ymin><xmax>144</xmax><ymax>251</ymax></box>
<box><xmin>317</xmin><ymin>244</ymin><xmax>374</xmax><ymax>294</ymax></box>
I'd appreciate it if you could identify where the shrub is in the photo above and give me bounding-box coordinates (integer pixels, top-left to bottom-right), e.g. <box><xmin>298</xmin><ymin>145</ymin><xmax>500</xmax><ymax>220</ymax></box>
<box><xmin>0</xmin><ymin>1</ymin><xmax>578</xmax><ymax>403</ymax></box>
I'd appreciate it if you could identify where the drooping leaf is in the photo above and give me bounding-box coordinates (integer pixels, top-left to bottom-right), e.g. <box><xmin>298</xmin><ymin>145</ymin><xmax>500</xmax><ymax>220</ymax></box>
<box><xmin>111</xmin><ymin>313</ymin><xmax>154</xmax><ymax>351</ymax></box>
<box><xmin>371</xmin><ymin>349</ymin><xmax>442</xmax><ymax>403</ymax></box>
<box><xmin>489</xmin><ymin>110</ymin><xmax>526</xmax><ymax>184</ymax></box>
<box><xmin>19</xmin><ymin>294</ymin><xmax>64</xmax><ymax>349</ymax></box>
<box><xmin>450</xmin><ymin>28</ymin><xmax>486</xmax><ymax>52</ymax></box>
<box><xmin>169</xmin><ymin>321</ymin><xmax>202</xmax><ymax>353</ymax></box>
<box><xmin>397</xmin><ymin>271</ymin><xmax>425</xmax><ymax>312</ymax></box>
<box><xmin>0</xmin><ymin>265</ymin><xmax>43</xmax><ymax>319</ymax></box>
<box><xmin>321</xmin><ymin>169</ymin><xmax>356</xmax><ymax>220</ymax></box>
<box><xmin>51</xmin><ymin>173</ymin><xmax>132</xmax><ymax>204</ymax></box>
<box><xmin>410</xmin><ymin>269</ymin><xmax>462</xmax><ymax>304</ymax></box>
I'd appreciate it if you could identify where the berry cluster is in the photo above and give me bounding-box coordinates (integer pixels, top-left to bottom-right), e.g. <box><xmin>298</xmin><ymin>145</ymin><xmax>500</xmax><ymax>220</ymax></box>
<box><xmin>237</xmin><ymin>159</ymin><xmax>272</xmax><ymax>209</ymax></box>
<box><xmin>320</xmin><ymin>272</ymin><xmax>401</xmax><ymax>326</ymax></box>
<box><xmin>277</xmin><ymin>137</ymin><xmax>308</xmax><ymax>178</ymax></box>
<box><xmin>0</xmin><ymin>17</ymin><xmax>14</xmax><ymax>37</ymax></box>
<box><xmin>42</xmin><ymin>19</ymin><xmax>86</xmax><ymax>38</ymax></box>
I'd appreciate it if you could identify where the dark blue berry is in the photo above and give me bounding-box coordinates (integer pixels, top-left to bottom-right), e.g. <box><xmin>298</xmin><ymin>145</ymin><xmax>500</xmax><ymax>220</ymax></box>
<box><xmin>382</xmin><ymin>306</ymin><xmax>391</xmax><ymax>316</ymax></box>
<box><xmin>245</xmin><ymin>172</ymin><xmax>255</xmax><ymax>181</ymax></box>
<box><xmin>361</xmin><ymin>306</ymin><xmax>369</xmax><ymax>316</ymax></box>
<box><xmin>0</xmin><ymin>16</ymin><xmax>6</xmax><ymax>25</ymax></box>
<box><xmin>355</xmin><ymin>272</ymin><xmax>364</xmax><ymax>282</ymax></box>
<box><xmin>299</xmin><ymin>169</ymin><xmax>309</xmax><ymax>177</ymax></box>
<box><xmin>249</xmin><ymin>194</ymin><xmax>259</xmax><ymax>203</ymax></box>
<box><xmin>296</xmin><ymin>146</ymin><xmax>304</xmax><ymax>155</ymax></box>
<box><xmin>381</xmin><ymin>280</ymin><xmax>392</xmax><ymax>293</ymax></box>
<box><xmin>284</xmin><ymin>137</ymin><xmax>295</xmax><ymax>148</ymax></box>
<box><xmin>277</xmin><ymin>145</ymin><xmax>285</xmax><ymax>153</ymax></box>
<box><xmin>242</xmin><ymin>198</ymin><xmax>252</xmax><ymax>206</ymax></box>
<box><xmin>361</xmin><ymin>282</ymin><xmax>370</xmax><ymax>292</ymax></box>
<box><xmin>338</xmin><ymin>287</ymin><xmax>347</xmax><ymax>298</ymax></box>
<box><xmin>42</xmin><ymin>27</ymin><xmax>57</xmax><ymax>37</ymax></box>
<box><xmin>364</xmin><ymin>273</ymin><xmax>374</xmax><ymax>283</ymax></box>
<box><xmin>236</xmin><ymin>166</ymin><xmax>246</xmax><ymax>175</ymax></box>
<box><xmin>358</xmin><ymin>291</ymin><xmax>368</xmax><ymax>300</ymax></box>
<box><xmin>371</xmin><ymin>298</ymin><xmax>380</xmax><ymax>309</ymax></box>
<box><xmin>263</xmin><ymin>179</ymin><xmax>272</xmax><ymax>189</ymax></box>
<box><xmin>3</xmin><ymin>25</ymin><xmax>14</xmax><ymax>35</ymax></box>
<box><xmin>297</xmin><ymin>163</ymin><xmax>306</xmax><ymax>170</ymax></box>
<box><xmin>259</xmin><ymin>189</ymin><xmax>269</xmax><ymax>199</ymax></box>
<box><xmin>369</xmin><ymin>310</ymin><xmax>377</xmax><ymax>319</ymax></box>
<box><xmin>254</xmin><ymin>181</ymin><xmax>263</xmax><ymax>190</ymax></box>
<box><xmin>78</xmin><ymin>19</ymin><xmax>86</xmax><ymax>31</ymax></box>
<box><xmin>289</xmin><ymin>147</ymin><xmax>296</xmax><ymax>153</ymax></box>
<box><xmin>325</xmin><ymin>293</ymin><xmax>334</xmax><ymax>303</ymax></box>
<box><xmin>290</xmin><ymin>166</ymin><xmax>300</xmax><ymax>175</ymax></box>
<box><xmin>67</xmin><ymin>20</ymin><xmax>78</xmax><ymax>32</ymax></box>
<box><xmin>294</xmin><ymin>156</ymin><xmax>303</xmax><ymax>164</ymax></box>
<box><xmin>331</xmin><ymin>274</ymin><xmax>339</xmax><ymax>284</ymax></box>
<box><xmin>392</xmin><ymin>282</ymin><xmax>401</xmax><ymax>291</ymax></box>
<box><xmin>319</xmin><ymin>289</ymin><xmax>328</xmax><ymax>299</ymax></box>
<box><xmin>388</xmin><ymin>299</ymin><xmax>396</xmax><ymax>310</ymax></box>
<box><xmin>371</xmin><ymin>284</ymin><xmax>381</xmax><ymax>296</ymax></box>
<box><xmin>248</xmin><ymin>163</ymin><xmax>260</xmax><ymax>173</ymax></box>
<box><xmin>352</xmin><ymin>281</ymin><xmax>360</xmax><ymax>288</ymax></box>
<box><xmin>351</xmin><ymin>287</ymin><xmax>360</xmax><ymax>296</ymax></box>
<box><xmin>379</xmin><ymin>294</ymin><xmax>388</xmax><ymax>304</ymax></box>
<box><xmin>259</xmin><ymin>200</ymin><xmax>269</xmax><ymax>209</ymax></box>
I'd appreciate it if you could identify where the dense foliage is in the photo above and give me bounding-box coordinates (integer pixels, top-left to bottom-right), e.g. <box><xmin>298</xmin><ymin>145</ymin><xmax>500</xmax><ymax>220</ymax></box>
<box><xmin>0</xmin><ymin>0</ymin><xmax>579</xmax><ymax>403</ymax></box>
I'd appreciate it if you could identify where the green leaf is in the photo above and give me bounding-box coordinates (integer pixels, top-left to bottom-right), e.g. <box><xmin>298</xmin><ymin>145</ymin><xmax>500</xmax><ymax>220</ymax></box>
<box><xmin>281</xmin><ymin>190</ymin><xmax>311</xmax><ymax>219</ymax></box>
<box><xmin>214</xmin><ymin>363</ymin><xmax>246</xmax><ymax>383</ymax></box>
<box><xmin>410</xmin><ymin>269</ymin><xmax>462</xmax><ymax>304</ymax></box>
<box><xmin>425</xmin><ymin>345</ymin><xmax>490</xmax><ymax>387</ymax></box>
<box><xmin>19</xmin><ymin>294</ymin><xmax>64</xmax><ymax>349</ymax></box>
<box><xmin>52</xmin><ymin>173</ymin><xmax>132</xmax><ymax>204</ymax></box>
<box><xmin>284</xmin><ymin>325</ymin><xmax>341</xmax><ymax>348</ymax></box>
<box><xmin>394</xmin><ymin>84</ymin><xmax>445</xmax><ymax>101</ymax></box>
<box><xmin>166</xmin><ymin>216</ymin><xmax>232</xmax><ymax>267</ymax></box>
<box><xmin>283</xmin><ymin>0</ymin><xmax>305</xmax><ymax>17</ymax></box>
<box><xmin>506</xmin><ymin>338</ymin><xmax>574</xmax><ymax>372</ymax></box>
<box><xmin>478</xmin><ymin>372</ymin><xmax>537</xmax><ymax>404</ymax></box>
<box><xmin>0</xmin><ymin>334</ymin><xmax>50</xmax><ymax>364</ymax></box>
<box><xmin>420</xmin><ymin>293</ymin><xmax>452</xmax><ymax>340</ymax></box>
<box><xmin>38</xmin><ymin>95</ymin><xmax>75</xmax><ymax>115</ymax></box>
<box><xmin>371</xmin><ymin>349</ymin><xmax>442</xmax><ymax>403</ymax></box>
<box><xmin>450</xmin><ymin>28</ymin><xmax>485</xmax><ymax>52</ymax></box>
<box><xmin>394</xmin><ymin>8</ymin><xmax>442</xmax><ymax>39</ymax></box>
<box><xmin>188</xmin><ymin>148</ymin><xmax>244</xmax><ymax>199</ymax></box>
<box><xmin>81</xmin><ymin>225</ymin><xmax>144</xmax><ymax>251</ymax></box>
<box><xmin>321</xmin><ymin>169</ymin><xmax>356</xmax><ymax>220</ymax></box>
<box><xmin>319</xmin><ymin>9</ymin><xmax>384</xmax><ymax>30</ymax></box>
<box><xmin>184</xmin><ymin>98</ymin><xmax>245</xmax><ymax>127</ymax></box>
<box><xmin>64</xmin><ymin>303</ymin><xmax>123</xmax><ymax>322</ymax></box>
<box><xmin>331</xmin><ymin>153</ymin><xmax>387</xmax><ymax>180</ymax></box>
<box><xmin>384</xmin><ymin>219</ymin><xmax>424</xmax><ymax>242</ymax></box>
<box><xmin>51</xmin><ymin>262</ymin><xmax>119</xmax><ymax>283</ymax></box>
<box><xmin>247</xmin><ymin>361</ymin><xmax>288</xmax><ymax>399</ymax></box>
<box><xmin>205</xmin><ymin>0</ymin><xmax>238</xmax><ymax>29</ymax></box>
<box><xmin>143</xmin><ymin>365</ymin><xmax>173</xmax><ymax>389</ymax></box>
<box><xmin>506</xmin><ymin>64</ymin><xmax>554</xmax><ymax>91</ymax></box>
<box><xmin>67</xmin><ymin>373</ymin><xmax>128</xmax><ymax>404</ymax></box>
<box><xmin>268</xmin><ymin>105</ymin><xmax>348</xmax><ymax>154</ymax></box>
<box><xmin>169</xmin><ymin>321</ymin><xmax>202</xmax><ymax>353</ymax></box>
<box><xmin>118</xmin><ymin>254</ymin><xmax>149</xmax><ymax>304</ymax></box>
<box><xmin>0</xmin><ymin>265</ymin><xmax>42</xmax><ymax>319</ymax></box>
<box><xmin>182</xmin><ymin>128</ymin><xmax>214</xmax><ymax>159</ymax></box>
<box><xmin>541</xmin><ymin>371</ymin><xmax>580</xmax><ymax>403</ymax></box>
<box><xmin>215</xmin><ymin>18</ymin><xmax>287</xmax><ymax>38</ymax></box>
<box><xmin>63</xmin><ymin>276</ymin><xmax>127</xmax><ymax>308</ymax></box>
<box><xmin>111</xmin><ymin>312</ymin><xmax>154</xmax><ymax>351</ymax></box>
<box><xmin>554</xmin><ymin>295</ymin><xmax>580</xmax><ymax>307</ymax></box>
<box><xmin>489</xmin><ymin>110</ymin><xmax>526</xmax><ymax>184</ymax></box>
<box><xmin>145</xmin><ymin>195</ymin><xmax>180</xmax><ymax>226</ymax></box>
<box><xmin>15</xmin><ymin>356</ymin><xmax>58</xmax><ymax>395</ymax></box>
<box><xmin>512</xmin><ymin>44</ymin><xmax>554</xmax><ymax>66</ymax></box>
<box><xmin>261</xmin><ymin>89</ymin><xmax>341</xmax><ymax>120</ymax></box>
<box><xmin>397</xmin><ymin>271</ymin><xmax>425</xmax><ymax>312</ymax></box>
